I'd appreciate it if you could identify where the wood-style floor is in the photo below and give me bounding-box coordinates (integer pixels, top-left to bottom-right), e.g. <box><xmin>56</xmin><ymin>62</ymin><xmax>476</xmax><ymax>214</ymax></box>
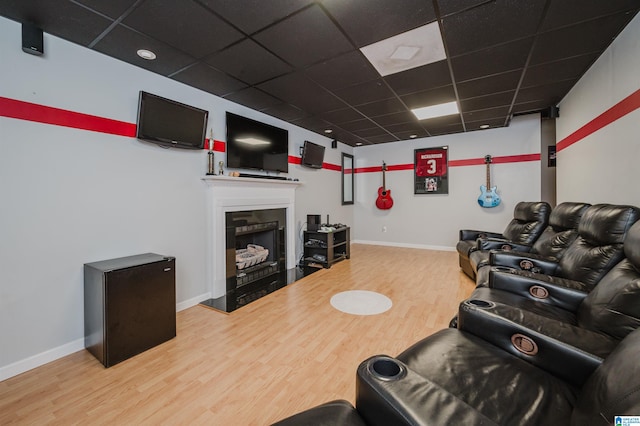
<box><xmin>0</xmin><ymin>244</ymin><xmax>475</xmax><ymax>425</ymax></box>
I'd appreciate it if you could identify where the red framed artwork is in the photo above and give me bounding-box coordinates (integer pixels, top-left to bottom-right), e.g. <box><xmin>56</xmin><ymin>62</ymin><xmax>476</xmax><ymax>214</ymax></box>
<box><xmin>414</xmin><ymin>146</ymin><xmax>449</xmax><ymax>195</ymax></box>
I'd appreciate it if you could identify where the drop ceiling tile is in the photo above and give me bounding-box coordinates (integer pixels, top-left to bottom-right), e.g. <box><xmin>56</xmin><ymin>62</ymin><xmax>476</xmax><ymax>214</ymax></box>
<box><xmin>515</xmin><ymin>80</ymin><xmax>575</xmax><ymax>105</ymax></box>
<box><xmin>222</xmin><ymin>88</ymin><xmax>282</xmax><ymax>111</ymax></box>
<box><xmin>512</xmin><ymin>99</ymin><xmax>554</xmax><ymax>115</ymax></box>
<box><xmin>204</xmin><ymin>39</ymin><xmax>293</xmax><ymax>84</ymax></box>
<box><xmin>257</xmin><ymin>72</ymin><xmax>317</xmax><ymax>104</ymax></box>
<box><xmin>462</xmin><ymin>105</ymin><xmax>510</xmax><ymax>122</ymax></box>
<box><xmin>253</xmin><ymin>4</ymin><xmax>353</xmax><ymax>68</ymax></box>
<box><xmin>199</xmin><ymin>0</ymin><xmax>313</xmax><ymax>35</ymax></box>
<box><xmin>334</xmin><ymin>79</ymin><xmax>396</xmax><ymax>106</ymax></box>
<box><xmin>522</xmin><ymin>53</ymin><xmax>599</xmax><ymax>88</ymax></box>
<box><xmin>74</xmin><ymin>0</ymin><xmax>138</xmax><ymax>20</ymax></box>
<box><xmin>94</xmin><ymin>24</ymin><xmax>197</xmax><ymax>75</ymax></box>
<box><xmin>261</xmin><ymin>103</ymin><xmax>308</xmax><ymax>122</ymax></box>
<box><xmin>171</xmin><ymin>63</ymin><xmax>247</xmax><ymax>96</ymax></box>
<box><xmin>351</xmin><ymin>127</ymin><xmax>391</xmax><ymax>138</ymax></box>
<box><xmin>540</xmin><ymin>0</ymin><xmax>640</xmax><ymax>32</ymax></box>
<box><xmin>319</xmin><ymin>108</ymin><xmax>365</xmax><ymax>124</ymax></box>
<box><xmin>372</xmin><ymin>111</ymin><xmax>416</xmax><ymax>126</ymax></box>
<box><xmin>422</xmin><ymin>114</ymin><xmax>463</xmax><ymax>128</ymax></box>
<box><xmin>530</xmin><ymin>13</ymin><xmax>636</xmax><ymax>65</ymax></box>
<box><xmin>385</xmin><ymin>121</ymin><xmax>428</xmax><ymax>134</ymax></box>
<box><xmin>384</xmin><ymin>60</ymin><xmax>452</xmax><ymax>95</ymax></box>
<box><xmin>460</xmin><ymin>91</ymin><xmax>515</xmax><ymax>112</ymax></box>
<box><xmin>427</xmin><ymin>122</ymin><xmax>465</xmax><ymax>136</ymax></box>
<box><xmin>457</xmin><ymin>70</ymin><xmax>522</xmax><ymax>99</ymax></box>
<box><xmin>400</xmin><ymin>85</ymin><xmax>456</xmax><ymax>109</ymax></box>
<box><xmin>290</xmin><ymin>90</ymin><xmax>346</xmax><ymax>115</ymax></box>
<box><xmin>321</xmin><ymin>0</ymin><xmax>436</xmax><ymax>47</ymax></box>
<box><xmin>359</xmin><ymin>21</ymin><xmax>446</xmax><ymax>77</ymax></box>
<box><xmin>437</xmin><ymin>0</ymin><xmax>494</xmax><ymax>17</ymax></box>
<box><xmin>0</xmin><ymin>0</ymin><xmax>112</xmax><ymax>46</ymax></box>
<box><xmin>304</xmin><ymin>50</ymin><xmax>379</xmax><ymax>90</ymax></box>
<box><xmin>338</xmin><ymin>119</ymin><xmax>379</xmax><ymax>132</ymax></box>
<box><xmin>354</xmin><ymin>98</ymin><xmax>408</xmax><ymax>117</ymax></box>
<box><xmin>122</xmin><ymin>0</ymin><xmax>243</xmax><ymax>58</ymax></box>
<box><xmin>442</xmin><ymin>0</ymin><xmax>545</xmax><ymax>56</ymax></box>
<box><xmin>451</xmin><ymin>38</ymin><xmax>533</xmax><ymax>81</ymax></box>
<box><xmin>290</xmin><ymin>115</ymin><xmax>332</xmax><ymax>133</ymax></box>
<box><xmin>393</xmin><ymin>129</ymin><xmax>429</xmax><ymax>140</ymax></box>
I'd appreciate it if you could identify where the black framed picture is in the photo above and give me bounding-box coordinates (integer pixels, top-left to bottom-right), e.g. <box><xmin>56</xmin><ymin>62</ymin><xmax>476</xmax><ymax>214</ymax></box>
<box><xmin>414</xmin><ymin>146</ymin><xmax>449</xmax><ymax>195</ymax></box>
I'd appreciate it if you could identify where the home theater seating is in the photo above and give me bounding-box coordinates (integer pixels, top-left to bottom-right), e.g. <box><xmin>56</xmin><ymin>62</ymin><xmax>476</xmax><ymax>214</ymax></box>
<box><xmin>272</xmin><ymin>202</ymin><xmax>640</xmax><ymax>425</ymax></box>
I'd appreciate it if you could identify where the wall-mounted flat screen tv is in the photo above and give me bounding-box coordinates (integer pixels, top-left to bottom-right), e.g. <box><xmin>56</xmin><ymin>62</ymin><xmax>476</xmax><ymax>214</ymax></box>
<box><xmin>136</xmin><ymin>91</ymin><xmax>208</xmax><ymax>150</ymax></box>
<box><xmin>301</xmin><ymin>140</ymin><xmax>325</xmax><ymax>169</ymax></box>
<box><xmin>226</xmin><ymin>112</ymin><xmax>289</xmax><ymax>173</ymax></box>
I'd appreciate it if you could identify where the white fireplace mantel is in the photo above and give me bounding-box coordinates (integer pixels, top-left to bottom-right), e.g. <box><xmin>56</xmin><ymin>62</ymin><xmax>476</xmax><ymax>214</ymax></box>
<box><xmin>202</xmin><ymin>175</ymin><xmax>302</xmax><ymax>299</ymax></box>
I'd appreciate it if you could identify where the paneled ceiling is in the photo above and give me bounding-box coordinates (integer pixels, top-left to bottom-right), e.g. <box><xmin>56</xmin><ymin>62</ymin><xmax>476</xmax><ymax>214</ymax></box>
<box><xmin>1</xmin><ymin>0</ymin><xmax>638</xmax><ymax>146</ymax></box>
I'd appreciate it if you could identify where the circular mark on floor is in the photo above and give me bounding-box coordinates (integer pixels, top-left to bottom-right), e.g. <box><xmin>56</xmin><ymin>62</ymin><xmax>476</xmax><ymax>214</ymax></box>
<box><xmin>330</xmin><ymin>290</ymin><xmax>392</xmax><ymax>315</ymax></box>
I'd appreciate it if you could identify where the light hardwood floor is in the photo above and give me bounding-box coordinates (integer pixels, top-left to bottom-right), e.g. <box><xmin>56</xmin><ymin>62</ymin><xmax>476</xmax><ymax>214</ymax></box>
<box><xmin>0</xmin><ymin>244</ymin><xmax>475</xmax><ymax>425</ymax></box>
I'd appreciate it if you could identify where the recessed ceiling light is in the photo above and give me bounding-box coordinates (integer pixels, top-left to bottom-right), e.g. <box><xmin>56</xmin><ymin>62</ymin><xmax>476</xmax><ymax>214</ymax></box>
<box><xmin>480</xmin><ymin>124</ymin><xmax>490</xmax><ymax>129</ymax></box>
<box><xmin>324</xmin><ymin>129</ymin><xmax>333</xmax><ymax>134</ymax></box>
<box><xmin>411</xmin><ymin>101</ymin><xmax>459</xmax><ymax>121</ymax></box>
<box><xmin>409</xmin><ymin>134</ymin><xmax>417</xmax><ymax>139</ymax></box>
<box><xmin>137</xmin><ymin>49</ymin><xmax>156</xmax><ymax>60</ymax></box>
<box><xmin>356</xmin><ymin>142</ymin><xmax>363</xmax><ymax>146</ymax></box>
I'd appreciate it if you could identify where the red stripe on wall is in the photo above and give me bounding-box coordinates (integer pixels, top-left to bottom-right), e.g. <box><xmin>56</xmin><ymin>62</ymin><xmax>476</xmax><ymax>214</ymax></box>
<box><xmin>355</xmin><ymin>154</ymin><xmax>540</xmax><ymax>173</ymax></box>
<box><xmin>0</xmin><ymin>96</ymin><xmax>137</xmax><ymax>137</ymax></box>
<box><xmin>557</xmin><ymin>87</ymin><xmax>640</xmax><ymax>152</ymax></box>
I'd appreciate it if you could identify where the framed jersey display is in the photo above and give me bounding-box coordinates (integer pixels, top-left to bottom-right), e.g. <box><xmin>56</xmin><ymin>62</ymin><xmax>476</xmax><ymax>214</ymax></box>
<box><xmin>414</xmin><ymin>146</ymin><xmax>449</xmax><ymax>195</ymax></box>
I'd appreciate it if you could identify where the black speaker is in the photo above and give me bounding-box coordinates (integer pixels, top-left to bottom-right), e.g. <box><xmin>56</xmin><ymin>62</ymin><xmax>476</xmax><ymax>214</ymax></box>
<box><xmin>331</xmin><ymin>139</ymin><xmax>337</xmax><ymax>149</ymax></box>
<box><xmin>307</xmin><ymin>214</ymin><xmax>321</xmax><ymax>231</ymax></box>
<box><xmin>22</xmin><ymin>23</ymin><xmax>44</xmax><ymax>56</ymax></box>
<box><xmin>542</xmin><ymin>106</ymin><xmax>560</xmax><ymax>119</ymax></box>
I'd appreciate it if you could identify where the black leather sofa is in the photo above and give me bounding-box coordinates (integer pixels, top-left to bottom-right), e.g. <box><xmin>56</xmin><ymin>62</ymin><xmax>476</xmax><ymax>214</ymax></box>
<box><xmin>472</xmin><ymin>201</ymin><xmax>589</xmax><ymax>285</ymax></box>
<box><xmin>456</xmin><ymin>201</ymin><xmax>551</xmax><ymax>279</ymax></box>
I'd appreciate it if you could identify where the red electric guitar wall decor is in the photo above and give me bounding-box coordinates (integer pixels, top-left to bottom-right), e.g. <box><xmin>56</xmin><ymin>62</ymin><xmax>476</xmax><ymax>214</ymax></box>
<box><xmin>376</xmin><ymin>162</ymin><xmax>394</xmax><ymax>210</ymax></box>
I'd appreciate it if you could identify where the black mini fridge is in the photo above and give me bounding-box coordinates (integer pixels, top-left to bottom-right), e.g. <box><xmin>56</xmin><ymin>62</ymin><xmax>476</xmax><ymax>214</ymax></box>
<box><xmin>84</xmin><ymin>253</ymin><xmax>176</xmax><ymax>367</ymax></box>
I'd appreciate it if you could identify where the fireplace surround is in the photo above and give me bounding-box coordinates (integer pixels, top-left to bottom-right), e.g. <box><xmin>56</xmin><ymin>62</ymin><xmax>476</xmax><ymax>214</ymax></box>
<box><xmin>201</xmin><ymin>175</ymin><xmax>301</xmax><ymax>311</ymax></box>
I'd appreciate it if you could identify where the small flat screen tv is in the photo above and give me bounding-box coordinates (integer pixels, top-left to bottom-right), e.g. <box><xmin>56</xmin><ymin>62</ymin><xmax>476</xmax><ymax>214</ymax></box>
<box><xmin>226</xmin><ymin>112</ymin><xmax>289</xmax><ymax>173</ymax></box>
<box><xmin>136</xmin><ymin>91</ymin><xmax>208</xmax><ymax>149</ymax></box>
<box><xmin>301</xmin><ymin>141</ymin><xmax>325</xmax><ymax>169</ymax></box>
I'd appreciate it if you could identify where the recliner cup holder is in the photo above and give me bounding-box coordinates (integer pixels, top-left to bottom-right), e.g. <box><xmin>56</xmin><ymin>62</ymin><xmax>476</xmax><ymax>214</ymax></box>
<box><xmin>464</xmin><ymin>299</ymin><xmax>496</xmax><ymax>309</ymax></box>
<box><xmin>492</xmin><ymin>266</ymin><xmax>515</xmax><ymax>273</ymax></box>
<box><xmin>368</xmin><ymin>356</ymin><xmax>406</xmax><ymax>381</ymax></box>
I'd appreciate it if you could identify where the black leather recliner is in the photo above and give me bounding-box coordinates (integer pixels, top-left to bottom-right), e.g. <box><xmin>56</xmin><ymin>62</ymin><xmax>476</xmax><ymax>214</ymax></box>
<box><xmin>355</xmin><ymin>326</ymin><xmax>640</xmax><ymax>425</ymax></box>
<box><xmin>475</xmin><ymin>203</ymin><xmax>640</xmax><ymax>290</ymax></box>
<box><xmin>455</xmin><ymin>219</ymin><xmax>640</xmax><ymax>368</ymax></box>
<box><xmin>472</xmin><ymin>202</ymin><xmax>590</xmax><ymax>285</ymax></box>
<box><xmin>456</xmin><ymin>201</ymin><xmax>550</xmax><ymax>279</ymax></box>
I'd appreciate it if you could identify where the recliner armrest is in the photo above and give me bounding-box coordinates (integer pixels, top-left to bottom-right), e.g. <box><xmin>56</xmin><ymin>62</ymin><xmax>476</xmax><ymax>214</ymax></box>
<box><xmin>489</xmin><ymin>269</ymin><xmax>589</xmax><ymax>311</ymax></box>
<box><xmin>356</xmin><ymin>355</ymin><xmax>498</xmax><ymax>426</ymax></box>
<box><xmin>489</xmin><ymin>251</ymin><xmax>559</xmax><ymax>274</ymax></box>
<box><xmin>459</xmin><ymin>229</ymin><xmax>503</xmax><ymax>241</ymax></box>
<box><xmin>478</xmin><ymin>239</ymin><xmax>532</xmax><ymax>252</ymax></box>
<box><xmin>458</xmin><ymin>300</ymin><xmax>607</xmax><ymax>387</ymax></box>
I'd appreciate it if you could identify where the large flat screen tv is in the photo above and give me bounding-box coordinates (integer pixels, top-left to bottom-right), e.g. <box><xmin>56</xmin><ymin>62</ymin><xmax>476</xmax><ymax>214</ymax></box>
<box><xmin>301</xmin><ymin>140</ymin><xmax>325</xmax><ymax>169</ymax></box>
<box><xmin>136</xmin><ymin>91</ymin><xmax>208</xmax><ymax>150</ymax></box>
<box><xmin>226</xmin><ymin>112</ymin><xmax>289</xmax><ymax>173</ymax></box>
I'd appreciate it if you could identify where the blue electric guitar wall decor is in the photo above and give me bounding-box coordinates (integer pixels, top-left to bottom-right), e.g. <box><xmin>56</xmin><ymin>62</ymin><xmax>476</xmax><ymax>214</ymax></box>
<box><xmin>478</xmin><ymin>155</ymin><xmax>501</xmax><ymax>208</ymax></box>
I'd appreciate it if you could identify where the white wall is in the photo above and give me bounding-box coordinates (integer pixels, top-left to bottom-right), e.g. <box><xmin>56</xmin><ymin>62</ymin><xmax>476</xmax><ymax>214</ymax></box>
<box><xmin>556</xmin><ymin>13</ymin><xmax>640</xmax><ymax>207</ymax></box>
<box><xmin>353</xmin><ymin>115</ymin><xmax>542</xmax><ymax>249</ymax></box>
<box><xmin>0</xmin><ymin>16</ymin><xmax>350</xmax><ymax>378</ymax></box>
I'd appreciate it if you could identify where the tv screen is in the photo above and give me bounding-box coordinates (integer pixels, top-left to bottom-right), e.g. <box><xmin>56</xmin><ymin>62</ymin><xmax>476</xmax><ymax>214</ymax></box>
<box><xmin>226</xmin><ymin>112</ymin><xmax>289</xmax><ymax>173</ymax></box>
<box><xmin>301</xmin><ymin>141</ymin><xmax>325</xmax><ymax>169</ymax></box>
<box><xmin>136</xmin><ymin>91</ymin><xmax>208</xmax><ymax>149</ymax></box>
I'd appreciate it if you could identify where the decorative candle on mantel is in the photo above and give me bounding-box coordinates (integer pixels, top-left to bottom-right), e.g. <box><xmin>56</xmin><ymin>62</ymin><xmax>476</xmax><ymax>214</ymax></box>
<box><xmin>207</xmin><ymin>129</ymin><xmax>215</xmax><ymax>175</ymax></box>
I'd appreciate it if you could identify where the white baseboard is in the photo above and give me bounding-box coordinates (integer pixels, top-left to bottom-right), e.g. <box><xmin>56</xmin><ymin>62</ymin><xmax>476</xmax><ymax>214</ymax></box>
<box><xmin>0</xmin><ymin>337</ymin><xmax>85</xmax><ymax>382</ymax></box>
<box><xmin>0</xmin><ymin>292</ymin><xmax>212</xmax><ymax>382</ymax></box>
<box><xmin>352</xmin><ymin>240</ymin><xmax>456</xmax><ymax>252</ymax></box>
<box><xmin>176</xmin><ymin>292</ymin><xmax>211</xmax><ymax>312</ymax></box>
